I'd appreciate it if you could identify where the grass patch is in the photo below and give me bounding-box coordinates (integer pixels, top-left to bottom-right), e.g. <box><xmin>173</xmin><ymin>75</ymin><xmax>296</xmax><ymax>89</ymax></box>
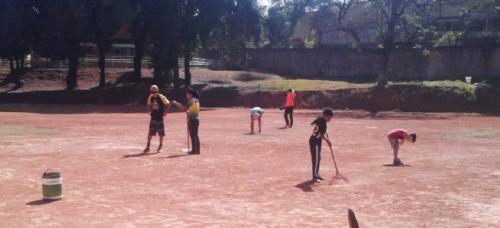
<box><xmin>393</xmin><ymin>80</ymin><xmax>475</xmax><ymax>92</ymax></box>
<box><xmin>232</xmin><ymin>72</ymin><xmax>272</xmax><ymax>82</ymax></box>
<box><xmin>392</xmin><ymin>80</ymin><xmax>476</xmax><ymax>99</ymax></box>
<box><xmin>437</xmin><ymin>127</ymin><xmax>500</xmax><ymax>140</ymax></box>
<box><xmin>194</xmin><ymin>69</ymin><xmax>478</xmax><ymax>93</ymax></box>
<box><xmin>422</xmin><ymin>80</ymin><xmax>475</xmax><ymax>93</ymax></box>
<box><xmin>253</xmin><ymin>79</ymin><xmax>372</xmax><ymax>91</ymax></box>
<box><xmin>0</xmin><ymin>124</ymin><xmax>57</xmax><ymax>136</ymax></box>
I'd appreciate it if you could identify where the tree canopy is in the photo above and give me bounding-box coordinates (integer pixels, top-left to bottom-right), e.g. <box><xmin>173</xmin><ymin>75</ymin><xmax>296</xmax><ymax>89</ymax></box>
<box><xmin>0</xmin><ymin>0</ymin><xmax>496</xmax><ymax>89</ymax></box>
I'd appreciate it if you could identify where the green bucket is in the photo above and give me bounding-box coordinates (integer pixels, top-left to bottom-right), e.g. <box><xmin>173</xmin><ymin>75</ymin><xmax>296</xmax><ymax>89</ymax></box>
<box><xmin>42</xmin><ymin>170</ymin><xmax>62</xmax><ymax>200</ymax></box>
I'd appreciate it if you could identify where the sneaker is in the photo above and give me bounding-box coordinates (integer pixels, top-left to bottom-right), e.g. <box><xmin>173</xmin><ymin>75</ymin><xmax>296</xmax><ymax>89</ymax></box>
<box><xmin>143</xmin><ymin>147</ymin><xmax>150</xmax><ymax>153</ymax></box>
<box><xmin>313</xmin><ymin>176</ymin><xmax>323</xmax><ymax>182</ymax></box>
<box><xmin>393</xmin><ymin>158</ymin><xmax>402</xmax><ymax>166</ymax></box>
<box><xmin>316</xmin><ymin>176</ymin><xmax>324</xmax><ymax>181</ymax></box>
<box><xmin>157</xmin><ymin>145</ymin><xmax>163</xmax><ymax>153</ymax></box>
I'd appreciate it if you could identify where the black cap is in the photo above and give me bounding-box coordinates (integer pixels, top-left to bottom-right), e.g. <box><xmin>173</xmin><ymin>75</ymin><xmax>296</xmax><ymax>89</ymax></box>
<box><xmin>323</xmin><ymin>107</ymin><xmax>334</xmax><ymax>116</ymax></box>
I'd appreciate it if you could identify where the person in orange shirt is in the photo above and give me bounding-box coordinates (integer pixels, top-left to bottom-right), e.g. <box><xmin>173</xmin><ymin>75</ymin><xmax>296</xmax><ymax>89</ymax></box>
<box><xmin>283</xmin><ymin>88</ymin><xmax>296</xmax><ymax>128</ymax></box>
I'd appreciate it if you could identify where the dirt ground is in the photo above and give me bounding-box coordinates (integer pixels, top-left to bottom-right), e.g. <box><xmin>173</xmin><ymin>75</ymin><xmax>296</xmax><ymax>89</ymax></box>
<box><xmin>0</xmin><ymin>105</ymin><xmax>499</xmax><ymax>227</ymax></box>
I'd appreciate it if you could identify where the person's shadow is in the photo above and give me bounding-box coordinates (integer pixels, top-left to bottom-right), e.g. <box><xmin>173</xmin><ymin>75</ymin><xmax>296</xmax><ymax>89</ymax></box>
<box><xmin>295</xmin><ymin>180</ymin><xmax>317</xmax><ymax>192</ymax></box>
<box><xmin>383</xmin><ymin>164</ymin><xmax>412</xmax><ymax>167</ymax></box>
<box><xmin>158</xmin><ymin>154</ymin><xmax>190</xmax><ymax>159</ymax></box>
<box><xmin>122</xmin><ymin>151</ymin><xmax>160</xmax><ymax>158</ymax></box>
<box><xmin>26</xmin><ymin>199</ymin><xmax>60</xmax><ymax>206</ymax></box>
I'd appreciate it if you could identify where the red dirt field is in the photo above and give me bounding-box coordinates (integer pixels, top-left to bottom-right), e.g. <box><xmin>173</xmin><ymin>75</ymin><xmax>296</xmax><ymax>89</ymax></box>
<box><xmin>0</xmin><ymin>105</ymin><xmax>499</xmax><ymax>227</ymax></box>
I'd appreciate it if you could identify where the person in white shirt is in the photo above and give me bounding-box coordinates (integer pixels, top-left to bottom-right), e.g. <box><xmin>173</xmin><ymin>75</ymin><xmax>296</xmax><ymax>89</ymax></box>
<box><xmin>250</xmin><ymin>107</ymin><xmax>264</xmax><ymax>134</ymax></box>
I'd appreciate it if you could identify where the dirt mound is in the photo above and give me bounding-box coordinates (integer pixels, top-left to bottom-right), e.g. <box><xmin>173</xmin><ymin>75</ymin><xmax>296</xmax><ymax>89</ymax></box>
<box><xmin>200</xmin><ymin>84</ymin><xmax>499</xmax><ymax>113</ymax></box>
<box><xmin>0</xmin><ymin>82</ymin><xmax>499</xmax><ymax>113</ymax></box>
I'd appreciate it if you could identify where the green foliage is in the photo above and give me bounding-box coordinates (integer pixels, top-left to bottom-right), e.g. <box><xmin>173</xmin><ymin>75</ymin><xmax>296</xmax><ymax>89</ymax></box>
<box><xmin>210</xmin><ymin>0</ymin><xmax>261</xmax><ymax>67</ymax></box>
<box><xmin>0</xmin><ymin>0</ymin><xmax>261</xmax><ymax>89</ymax></box>
<box><xmin>264</xmin><ymin>0</ymin><xmax>313</xmax><ymax>47</ymax></box>
<box><xmin>87</xmin><ymin>0</ymin><xmax>133</xmax><ymax>87</ymax></box>
<box><xmin>0</xmin><ymin>0</ymin><xmax>36</xmax><ymax>71</ymax></box>
<box><xmin>33</xmin><ymin>0</ymin><xmax>90</xmax><ymax>89</ymax></box>
<box><xmin>34</xmin><ymin>0</ymin><xmax>87</xmax><ymax>60</ymax></box>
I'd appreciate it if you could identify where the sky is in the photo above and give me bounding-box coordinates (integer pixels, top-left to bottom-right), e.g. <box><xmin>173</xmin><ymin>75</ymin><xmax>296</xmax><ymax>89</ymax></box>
<box><xmin>258</xmin><ymin>0</ymin><xmax>272</xmax><ymax>7</ymax></box>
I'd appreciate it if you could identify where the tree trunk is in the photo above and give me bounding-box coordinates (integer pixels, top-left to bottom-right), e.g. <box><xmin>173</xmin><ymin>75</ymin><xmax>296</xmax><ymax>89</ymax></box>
<box><xmin>66</xmin><ymin>56</ymin><xmax>79</xmax><ymax>90</ymax></box>
<box><xmin>376</xmin><ymin>0</ymin><xmax>401</xmax><ymax>88</ymax></box>
<box><xmin>153</xmin><ymin>51</ymin><xmax>165</xmax><ymax>87</ymax></box>
<box><xmin>184</xmin><ymin>49</ymin><xmax>191</xmax><ymax>86</ymax></box>
<box><xmin>20</xmin><ymin>57</ymin><xmax>25</xmax><ymax>70</ymax></box>
<box><xmin>173</xmin><ymin>55</ymin><xmax>180</xmax><ymax>89</ymax></box>
<box><xmin>169</xmin><ymin>45</ymin><xmax>181</xmax><ymax>89</ymax></box>
<box><xmin>9</xmin><ymin>59</ymin><xmax>14</xmax><ymax>74</ymax></box>
<box><xmin>98</xmin><ymin>44</ymin><xmax>106</xmax><ymax>87</ymax></box>
<box><xmin>377</xmin><ymin>50</ymin><xmax>390</xmax><ymax>88</ymax></box>
<box><xmin>317</xmin><ymin>32</ymin><xmax>323</xmax><ymax>48</ymax></box>
<box><xmin>133</xmin><ymin>40</ymin><xmax>144</xmax><ymax>84</ymax></box>
<box><xmin>163</xmin><ymin>50</ymin><xmax>172</xmax><ymax>87</ymax></box>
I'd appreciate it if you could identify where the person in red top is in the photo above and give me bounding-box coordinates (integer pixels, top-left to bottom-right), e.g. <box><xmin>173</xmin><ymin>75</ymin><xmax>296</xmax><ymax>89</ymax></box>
<box><xmin>283</xmin><ymin>88</ymin><xmax>296</xmax><ymax>128</ymax></box>
<box><xmin>387</xmin><ymin>129</ymin><xmax>417</xmax><ymax>165</ymax></box>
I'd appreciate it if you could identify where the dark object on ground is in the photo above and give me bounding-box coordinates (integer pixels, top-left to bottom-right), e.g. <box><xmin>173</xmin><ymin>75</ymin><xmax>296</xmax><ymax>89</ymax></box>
<box><xmin>348</xmin><ymin>209</ymin><xmax>360</xmax><ymax>228</ymax></box>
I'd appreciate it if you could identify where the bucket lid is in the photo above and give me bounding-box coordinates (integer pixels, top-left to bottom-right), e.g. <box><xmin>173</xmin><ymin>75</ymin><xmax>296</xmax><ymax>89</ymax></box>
<box><xmin>43</xmin><ymin>170</ymin><xmax>61</xmax><ymax>178</ymax></box>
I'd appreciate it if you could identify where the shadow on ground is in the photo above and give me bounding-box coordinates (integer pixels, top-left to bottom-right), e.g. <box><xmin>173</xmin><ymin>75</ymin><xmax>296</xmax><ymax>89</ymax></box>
<box><xmin>295</xmin><ymin>180</ymin><xmax>316</xmax><ymax>192</ymax></box>
<box><xmin>382</xmin><ymin>164</ymin><xmax>413</xmax><ymax>167</ymax></box>
<box><xmin>26</xmin><ymin>199</ymin><xmax>60</xmax><ymax>206</ymax></box>
<box><xmin>122</xmin><ymin>151</ymin><xmax>160</xmax><ymax>158</ymax></box>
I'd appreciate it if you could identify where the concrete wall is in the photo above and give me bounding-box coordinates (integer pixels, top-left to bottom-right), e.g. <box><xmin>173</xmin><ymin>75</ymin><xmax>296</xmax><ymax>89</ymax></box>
<box><xmin>246</xmin><ymin>46</ymin><xmax>500</xmax><ymax>81</ymax></box>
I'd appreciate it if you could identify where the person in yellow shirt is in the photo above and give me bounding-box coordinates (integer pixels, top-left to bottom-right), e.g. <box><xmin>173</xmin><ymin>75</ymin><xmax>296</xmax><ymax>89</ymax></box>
<box><xmin>172</xmin><ymin>87</ymin><xmax>200</xmax><ymax>155</ymax></box>
<box><xmin>144</xmin><ymin>85</ymin><xmax>170</xmax><ymax>153</ymax></box>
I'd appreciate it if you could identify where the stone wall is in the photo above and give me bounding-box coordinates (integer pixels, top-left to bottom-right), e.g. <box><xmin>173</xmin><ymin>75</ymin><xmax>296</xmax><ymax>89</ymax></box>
<box><xmin>245</xmin><ymin>46</ymin><xmax>500</xmax><ymax>81</ymax></box>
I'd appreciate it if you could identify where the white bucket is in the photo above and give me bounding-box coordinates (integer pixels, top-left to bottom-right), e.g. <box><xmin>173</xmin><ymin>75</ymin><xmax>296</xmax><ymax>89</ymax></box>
<box><xmin>42</xmin><ymin>170</ymin><xmax>63</xmax><ymax>200</ymax></box>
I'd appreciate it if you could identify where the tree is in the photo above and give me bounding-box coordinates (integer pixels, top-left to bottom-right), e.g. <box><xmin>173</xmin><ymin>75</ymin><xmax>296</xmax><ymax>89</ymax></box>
<box><xmin>204</xmin><ymin>0</ymin><xmax>261</xmax><ymax>67</ymax></box>
<box><xmin>172</xmin><ymin>0</ymin><xmax>261</xmax><ymax>86</ymax></box>
<box><xmin>138</xmin><ymin>0</ymin><xmax>261</xmax><ymax>87</ymax></box>
<box><xmin>179</xmin><ymin>0</ymin><xmax>198</xmax><ymax>86</ymax></box>
<box><xmin>264</xmin><ymin>0</ymin><xmax>314</xmax><ymax>48</ymax></box>
<box><xmin>33</xmin><ymin>0</ymin><xmax>88</xmax><ymax>90</ymax></box>
<box><xmin>128</xmin><ymin>0</ymin><xmax>148</xmax><ymax>84</ymax></box>
<box><xmin>432</xmin><ymin>0</ymin><xmax>497</xmax><ymax>47</ymax></box>
<box><xmin>139</xmin><ymin>0</ymin><xmax>181</xmax><ymax>88</ymax></box>
<box><xmin>309</xmin><ymin>0</ymin><xmax>361</xmax><ymax>47</ymax></box>
<box><xmin>87</xmin><ymin>0</ymin><xmax>131</xmax><ymax>87</ymax></box>
<box><xmin>369</xmin><ymin>0</ymin><xmax>437</xmax><ymax>87</ymax></box>
<box><xmin>0</xmin><ymin>0</ymin><xmax>36</xmax><ymax>86</ymax></box>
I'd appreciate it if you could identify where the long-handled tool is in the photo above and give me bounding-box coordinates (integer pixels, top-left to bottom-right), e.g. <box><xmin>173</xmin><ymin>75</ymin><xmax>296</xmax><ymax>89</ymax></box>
<box><xmin>348</xmin><ymin>209</ymin><xmax>359</xmax><ymax>228</ymax></box>
<box><xmin>182</xmin><ymin>112</ymin><xmax>191</xmax><ymax>153</ymax></box>
<box><xmin>326</xmin><ymin>132</ymin><xmax>348</xmax><ymax>181</ymax></box>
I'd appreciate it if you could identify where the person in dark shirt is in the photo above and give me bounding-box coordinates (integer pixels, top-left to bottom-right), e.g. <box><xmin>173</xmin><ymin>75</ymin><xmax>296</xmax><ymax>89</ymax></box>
<box><xmin>144</xmin><ymin>85</ymin><xmax>170</xmax><ymax>153</ymax></box>
<box><xmin>309</xmin><ymin>108</ymin><xmax>334</xmax><ymax>182</ymax></box>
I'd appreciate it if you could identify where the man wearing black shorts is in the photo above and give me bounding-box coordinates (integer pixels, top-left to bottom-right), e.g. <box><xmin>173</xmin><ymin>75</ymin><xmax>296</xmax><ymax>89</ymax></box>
<box><xmin>144</xmin><ymin>85</ymin><xmax>170</xmax><ymax>153</ymax></box>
